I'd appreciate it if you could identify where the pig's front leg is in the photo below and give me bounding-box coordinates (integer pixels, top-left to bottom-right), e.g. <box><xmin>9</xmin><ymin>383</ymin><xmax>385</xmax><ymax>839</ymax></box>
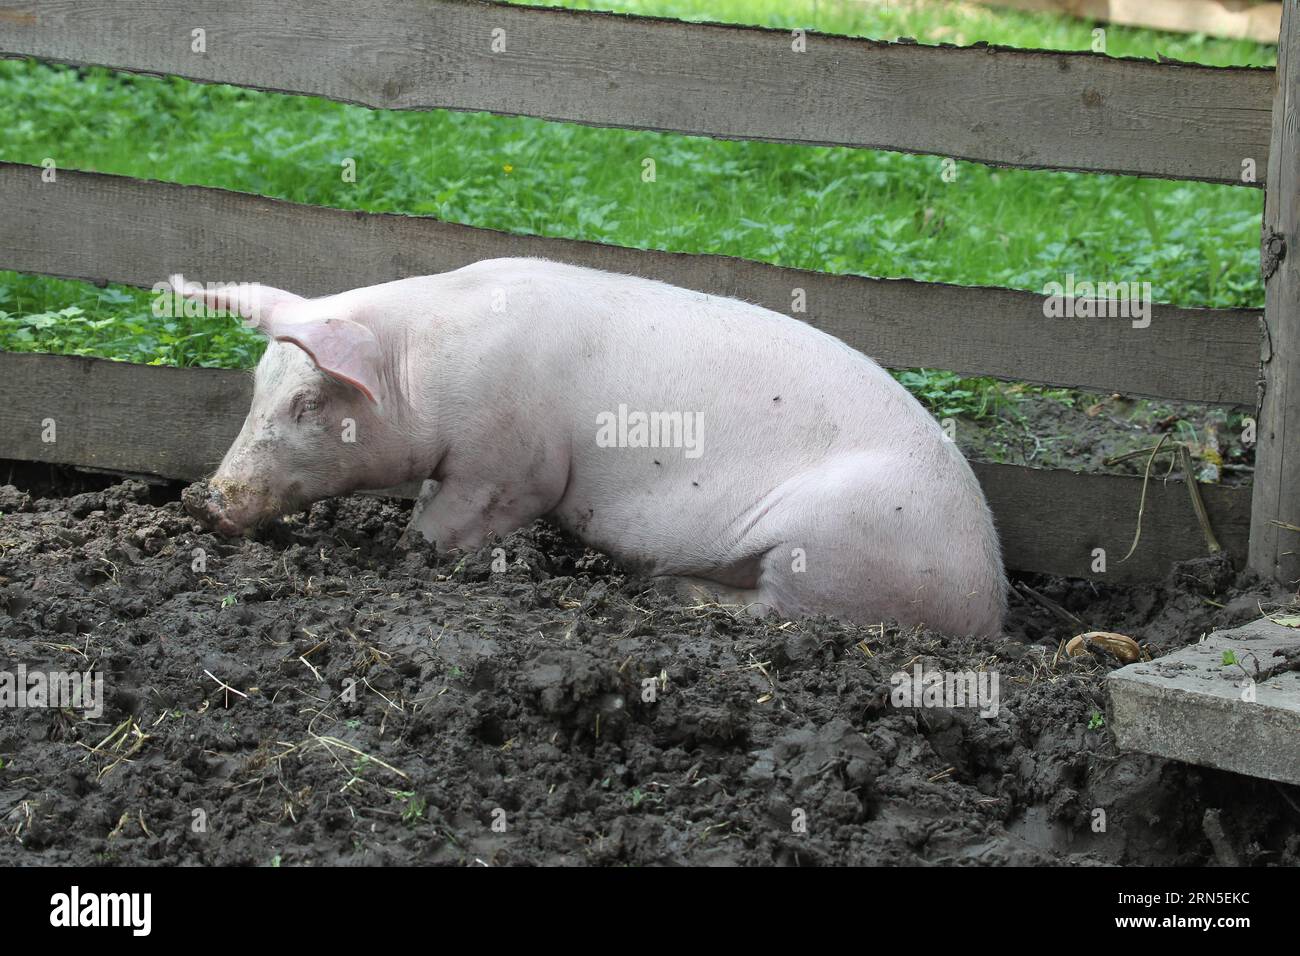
<box><xmin>397</xmin><ymin>479</ymin><xmax>440</xmax><ymax>549</ymax></box>
<box><xmin>402</xmin><ymin>476</ymin><xmax>547</xmax><ymax>551</ymax></box>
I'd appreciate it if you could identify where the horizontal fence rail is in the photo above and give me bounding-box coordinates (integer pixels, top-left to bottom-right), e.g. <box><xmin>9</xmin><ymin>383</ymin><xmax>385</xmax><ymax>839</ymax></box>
<box><xmin>0</xmin><ymin>0</ymin><xmax>1274</xmax><ymax>185</ymax></box>
<box><xmin>0</xmin><ymin>163</ymin><xmax>1262</xmax><ymax>404</ymax></box>
<box><xmin>0</xmin><ymin>351</ymin><xmax>1250</xmax><ymax>582</ymax></box>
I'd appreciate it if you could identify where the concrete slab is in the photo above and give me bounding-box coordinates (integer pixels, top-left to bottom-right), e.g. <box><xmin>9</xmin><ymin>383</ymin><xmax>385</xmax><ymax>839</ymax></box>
<box><xmin>1106</xmin><ymin>619</ymin><xmax>1300</xmax><ymax>785</ymax></box>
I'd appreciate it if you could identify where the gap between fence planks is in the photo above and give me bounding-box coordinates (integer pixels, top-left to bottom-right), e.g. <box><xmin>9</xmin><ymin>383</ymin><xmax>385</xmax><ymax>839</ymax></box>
<box><xmin>0</xmin><ymin>350</ymin><xmax>1251</xmax><ymax>583</ymax></box>
<box><xmin>0</xmin><ymin>163</ymin><xmax>1261</xmax><ymax>405</ymax></box>
<box><xmin>976</xmin><ymin>0</ymin><xmax>1282</xmax><ymax>45</ymax></box>
<box><xmin>0</xmin><ymin>0</ymin><xmax>1273</xmax><ymax>185</ymax></box>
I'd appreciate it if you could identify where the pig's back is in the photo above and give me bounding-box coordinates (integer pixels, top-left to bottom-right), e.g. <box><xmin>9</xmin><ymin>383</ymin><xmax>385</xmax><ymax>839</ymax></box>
<box><xmin>452</xmin><ymin>258</ymin><xmax>949</xmax><ymax>460</ymax></box>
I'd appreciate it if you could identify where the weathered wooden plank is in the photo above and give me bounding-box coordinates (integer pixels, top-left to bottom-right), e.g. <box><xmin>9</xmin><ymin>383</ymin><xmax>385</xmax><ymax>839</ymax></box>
<box><xmin>1250</xmin><ymin>0</ymin><xmax>1300</xmax><ymax>584</ymax></box>
<box><xmin>0</xmin><ymin>351</ymin><xmax>1252</xmax><ymax>583</ymax></box>
<box><xmin>0</xmin><ymin>163</ymin><xmax>1262</xmax><ymax>404</ymax></box>
<box><xmin>971</xmin><ymin>460</ymin><xmax>1250</xmax><ymax>582</ymax></box>
<box><xmin>0</xmin><ymin>352</ymin><xmax>248</xmax><ymax>480</ymax></box>
<box><xmin>0</xmin><ymin>0</ymin><xmax>1273</xmax><ymax>184</ymax></box>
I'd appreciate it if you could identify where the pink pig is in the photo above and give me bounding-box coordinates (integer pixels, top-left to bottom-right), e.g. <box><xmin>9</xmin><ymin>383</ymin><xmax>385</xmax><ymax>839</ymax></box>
<box><xmin>176</xmin><ymin>258</ymin><xmax>1006</xmax><ymax>636</ymax></box>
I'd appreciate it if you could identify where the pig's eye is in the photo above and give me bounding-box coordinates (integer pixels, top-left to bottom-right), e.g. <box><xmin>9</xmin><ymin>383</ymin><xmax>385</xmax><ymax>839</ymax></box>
<box><xmin>290</xmin><ymin>392</ymin><xmax>323</xmax><ymax>421</ymax></box>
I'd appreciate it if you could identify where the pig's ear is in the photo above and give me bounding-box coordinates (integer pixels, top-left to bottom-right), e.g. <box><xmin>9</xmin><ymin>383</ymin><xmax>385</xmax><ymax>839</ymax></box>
<box><xmin>270</xmin><ymin>317</ymin><xmax>384</xmax><ymax>405</ymax></box>
<box><xmin>168</xmin><ymin>274</ymin><xmax>303</xmax><ymax>326</ymax></box>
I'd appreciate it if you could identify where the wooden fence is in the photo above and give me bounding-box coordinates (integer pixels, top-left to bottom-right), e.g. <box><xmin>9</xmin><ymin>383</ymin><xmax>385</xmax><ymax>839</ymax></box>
<box><xmin>0</xmin><ymin>0</ymin><xmax>1293</xmax><ymax>585</ymax></box>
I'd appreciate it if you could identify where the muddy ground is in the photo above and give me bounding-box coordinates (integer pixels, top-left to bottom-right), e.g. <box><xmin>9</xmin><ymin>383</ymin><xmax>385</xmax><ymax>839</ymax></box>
<box><xmin>958</xmin><ymin>389</ymin><xmax>1252</xmax><ymax>485</ymax></box>
<box><xmin>1</xmin><ymin>465</ymin><xmax>1298</xmax><ymax>866</ymax></box>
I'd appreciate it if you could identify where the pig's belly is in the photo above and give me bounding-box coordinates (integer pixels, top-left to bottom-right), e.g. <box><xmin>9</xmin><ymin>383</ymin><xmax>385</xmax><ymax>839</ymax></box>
<box><xmin>552</xmin><ymin>495</ymin><xmax>762</xmax><ymax>583</ymax></box>
<box><xmin>549</xmin><ymin>455</ymin><xmax>826</xmax><ymax>584</ymax></box>
<box><xmin>546</xmin><ymin>414</ymin><xmax>982</xmax><ymax>586</ymax></box>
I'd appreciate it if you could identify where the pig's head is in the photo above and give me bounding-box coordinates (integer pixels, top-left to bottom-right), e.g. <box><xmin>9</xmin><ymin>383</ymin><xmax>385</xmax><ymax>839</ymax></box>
<box><xmin>175</xmin><ymin>277</ymin><xmax>410</xmax><ymax>536</ymax></box>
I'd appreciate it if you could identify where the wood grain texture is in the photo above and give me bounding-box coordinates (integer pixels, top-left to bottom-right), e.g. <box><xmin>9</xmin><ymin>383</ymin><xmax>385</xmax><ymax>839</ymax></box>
<box><xmin>971</xmin><ymin>460</ymin><xmax>1250</xmax><ymax>582</ymax></box>
<box><xmin>0</xmin><ymin>351</ymin><xmax>1250</xmax><ymax>583</ymax></box>
<box><xmin>0</xmin><ymin>352</ymin><xmax>248</xmax><ymax>480</ymax></box>
<box><xmin>1250</xmin><ymin>0</ymin><xmax>1300</xmax><ymax>582</ymax></box>
<box><xmin>0</xmin><ymin>163</ymin><xmax>1262</xmax><ymax>404</ymax></box>
<box><xmin>0</xmin><ymin>0</ymin><xmax>1273</xmax><ymax>184</ymax></box>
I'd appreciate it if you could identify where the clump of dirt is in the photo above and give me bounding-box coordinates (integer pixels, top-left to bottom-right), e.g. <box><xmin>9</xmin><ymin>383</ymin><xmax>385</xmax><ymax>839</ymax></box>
<box><xmin>1</xmin><ymin>477</ymin><xmax>1297</xmax><ymax>865</ymax></box>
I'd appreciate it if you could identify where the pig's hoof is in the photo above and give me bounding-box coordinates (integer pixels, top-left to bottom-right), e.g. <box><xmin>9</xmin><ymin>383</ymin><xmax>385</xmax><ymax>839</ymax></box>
<box><xmin>397</xmin><ymin>529</ymin><xmax>440</xmax><ymax>564</ymax></box>
<box><xmin>655</xmin><ymin>575</ymin><xmax>773</xmax><ymax>617</ymax></box>
<box><xmin>397</xmin><ymin>522</ymin><xmax>438</xmax><ymax>552</ymax></box>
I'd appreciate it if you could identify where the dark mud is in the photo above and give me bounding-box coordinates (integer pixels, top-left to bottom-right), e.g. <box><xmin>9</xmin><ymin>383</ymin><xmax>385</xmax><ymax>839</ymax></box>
<box><xmin>958</xmin><ymin>390</ymin><xmax>1252</xmax><ymax>486</ymax></box>
<box><xmin>1</xmin><ymin>474</ymin><xmax>1298</xmax><ymax>866</ymax></box>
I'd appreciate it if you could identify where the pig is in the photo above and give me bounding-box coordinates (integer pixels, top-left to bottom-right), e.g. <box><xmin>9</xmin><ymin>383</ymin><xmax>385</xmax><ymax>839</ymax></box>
<box><xmin>175</xmin><ymin>258</ymin><xmax>1006</xmax><ymax>637</ymax></box>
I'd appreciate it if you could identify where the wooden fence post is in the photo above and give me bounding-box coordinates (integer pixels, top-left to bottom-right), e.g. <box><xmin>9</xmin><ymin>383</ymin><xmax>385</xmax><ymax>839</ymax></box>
<box><xmin>1250</xmin><ymin>0</ymin><xmax>1300</xmax><ymax>584</ymax></box>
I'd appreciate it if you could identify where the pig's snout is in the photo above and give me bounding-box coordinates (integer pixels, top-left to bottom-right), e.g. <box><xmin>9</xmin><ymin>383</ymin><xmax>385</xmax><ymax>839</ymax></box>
<box><xmin>183</xmin><ymin>481</ymin><xmax>245</xmax><ymax>537</ymax></box>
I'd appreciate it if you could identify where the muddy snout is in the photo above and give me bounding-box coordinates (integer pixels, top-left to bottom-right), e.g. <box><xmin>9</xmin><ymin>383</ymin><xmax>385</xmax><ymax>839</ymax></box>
<box><xmin>182</xmin><ymin>480</ymin><xmax>244</xmax><ymax>537</ymax></box>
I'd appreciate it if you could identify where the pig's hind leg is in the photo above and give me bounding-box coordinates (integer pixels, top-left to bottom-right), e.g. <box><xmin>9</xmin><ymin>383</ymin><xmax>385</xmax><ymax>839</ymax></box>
<box><xmin>738</xmin><ymin>452</ymin><xmax>1004</xmax><ymax>637</ymax></box>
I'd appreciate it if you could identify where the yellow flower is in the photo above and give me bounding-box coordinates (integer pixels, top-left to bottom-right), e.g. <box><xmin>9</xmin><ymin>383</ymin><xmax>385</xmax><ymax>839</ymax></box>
<box><xmin>503</xmin><ymin>164</ymin><xmax>514</xmax><ymax>174</ymax></box>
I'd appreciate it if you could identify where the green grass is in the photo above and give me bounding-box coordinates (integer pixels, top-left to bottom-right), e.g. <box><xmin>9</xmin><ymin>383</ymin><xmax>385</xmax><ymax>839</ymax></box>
<box><xmin>536</xmin><ymin>0</ymin><xmax>1276</xmax><ymax>64</ymax></box>
<box><xmin>0</xmin><ymin>0</ymin><xmax>1274</xmax><ymax>416</ymax></box>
